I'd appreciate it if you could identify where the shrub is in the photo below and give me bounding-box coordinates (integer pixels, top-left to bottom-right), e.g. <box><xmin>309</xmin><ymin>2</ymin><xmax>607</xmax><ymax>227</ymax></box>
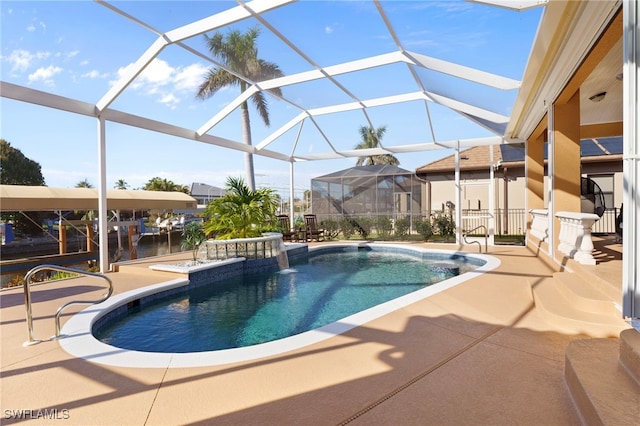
<box><xmin>321</xmin><ymin>219</ymin><xmax>341</xmax><ymax>240</ymax></box>
<box><xmin>394</xmin><ymin>217</ymin><xmax>410</xmax><ymax>238</ymax></box>
<box><xmin>340</xmin><ymin>217</ymin><xmax>356</xmax><ymax>239</ymax></box>
<box><xmin>181</xmin><ymin>221</ymin><xmax>206</xmax><ymax>262</ymax></box>
<box><xmin>433</xmin><ymin>214</ymin><xmax>455</xmax><ymax>239</ymax></box>
<box><xmin>376</xmin><ymin>216</ymin><xmax>393</xmax><ymax>239</ymax></box>
<box><xmin>353</xmin><ymin>217</ymin><xmax>372</xmax><ymax>239</ymax></box>
<box><xmin>414</xmin><ymin>217</ymin><xmax>433</xmax><ymax>241</ymax></box>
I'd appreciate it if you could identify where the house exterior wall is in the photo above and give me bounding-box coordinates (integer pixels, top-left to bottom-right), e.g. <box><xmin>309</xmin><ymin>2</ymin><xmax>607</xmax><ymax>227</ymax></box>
<box><xmin>422</xmin><ymin>164</ymin><xmax>622</xmax><ymax>236</ymax></box>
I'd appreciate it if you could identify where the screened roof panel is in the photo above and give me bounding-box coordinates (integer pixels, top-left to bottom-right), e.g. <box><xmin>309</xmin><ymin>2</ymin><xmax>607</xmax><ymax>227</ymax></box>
<box><xmin>0</xmin><ymin>0</ymin><xmax>545</xmax><ymax>184</ymax></box>
<box><xmin>315</xmin><ymin>165</ymin><xmax>413</xmax><ymax>181</ymax></box>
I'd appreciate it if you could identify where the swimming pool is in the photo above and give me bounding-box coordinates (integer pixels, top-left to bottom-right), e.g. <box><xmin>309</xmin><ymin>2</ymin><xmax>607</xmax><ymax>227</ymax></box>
<box><xmin>60</xmin><ymin>244</ymin><xmax>500</xmax><ymax>368</ymax></box>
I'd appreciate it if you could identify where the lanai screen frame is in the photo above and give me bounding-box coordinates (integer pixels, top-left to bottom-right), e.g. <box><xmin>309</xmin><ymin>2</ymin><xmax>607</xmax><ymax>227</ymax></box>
<box><xmin>0</xmin><ymin>0</ymin><xmax>518</xmax><ymax>273</ymax></box>
<box><xmin>311</xmin><ymin>165</ymin><xmax>423</xmax><ymax>221</ymax></box>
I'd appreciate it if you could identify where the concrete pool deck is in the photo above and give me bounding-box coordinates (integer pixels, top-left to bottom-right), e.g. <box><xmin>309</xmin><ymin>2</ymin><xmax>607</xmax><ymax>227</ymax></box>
<box><xmin>0</xmin><ymin>239</ymin><xmax>632</xmax><ymax>425</ymax></box>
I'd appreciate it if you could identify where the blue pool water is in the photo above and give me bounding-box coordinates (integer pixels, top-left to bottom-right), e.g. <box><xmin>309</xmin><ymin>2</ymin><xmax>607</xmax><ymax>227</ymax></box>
<box><xmin>94</xmin><ymin>249</ymin><xmax>480</xmax><ymax>353</ymax></box>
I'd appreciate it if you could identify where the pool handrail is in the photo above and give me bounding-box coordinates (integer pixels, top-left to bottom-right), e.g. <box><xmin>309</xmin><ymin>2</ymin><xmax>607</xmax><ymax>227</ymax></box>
<box><xmin>462</xmin><ymin>225</ymin><xmax>488</xmax><ymax>253</ymax></box>
<box><xmin>23</xmin><ymin>264</ymin><xmax>113</xmax><ymax>346</ymax></box>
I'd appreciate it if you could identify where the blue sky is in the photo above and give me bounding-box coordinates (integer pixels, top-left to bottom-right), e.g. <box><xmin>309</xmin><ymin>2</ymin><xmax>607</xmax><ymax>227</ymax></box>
<box><xmin>0</xmin><ymin>1</ymin><xmax>542</xmax><ymax>198</ymax></box>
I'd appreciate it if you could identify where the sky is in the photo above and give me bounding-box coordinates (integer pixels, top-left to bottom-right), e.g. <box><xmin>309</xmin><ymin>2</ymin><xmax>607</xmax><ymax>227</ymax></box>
<box><xmin>0</xmin><ymin>0</ymin><xmax>542</xmax><ymax>200</ymax></box>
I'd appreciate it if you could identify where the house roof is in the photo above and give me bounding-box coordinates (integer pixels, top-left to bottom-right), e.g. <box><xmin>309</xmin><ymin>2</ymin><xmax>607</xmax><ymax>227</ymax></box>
<box><xmin>415</xmin><ymin>145</ymin><xmax>505</xmax><ymax>174</ymax></box>
<box><xmin>189</xmin><ymin>182</ymin><xmax>225</xmax><ymax>199</ymax></box>
<box><xmin>415</xmin><ymin>136</ymin><xmax>624</xmax><ymax>174</ymax></box>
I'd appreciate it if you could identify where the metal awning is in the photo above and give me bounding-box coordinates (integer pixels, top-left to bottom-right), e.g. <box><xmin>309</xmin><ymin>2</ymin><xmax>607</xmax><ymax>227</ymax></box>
<box><xmin>0</xmin><ymin>185</ymin><xmax>197</xmax><ymax>212</ymax></box>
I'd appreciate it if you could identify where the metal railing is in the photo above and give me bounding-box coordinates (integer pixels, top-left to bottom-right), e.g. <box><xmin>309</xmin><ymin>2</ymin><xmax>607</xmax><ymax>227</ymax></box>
<box><xmin>23</xmin><ymin>265</ymin><xmax>113</xmax><ymax>346</ymax></box>
<box><xmin>462</xmin><ymin>225</ymin><xmax>488</xmax><ymax>253</ymax></box>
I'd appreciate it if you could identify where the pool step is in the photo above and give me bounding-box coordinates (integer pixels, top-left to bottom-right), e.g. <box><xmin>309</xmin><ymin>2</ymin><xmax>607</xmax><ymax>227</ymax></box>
<box><xmin>551</xmin><ymin>271</ymin><xmax>621</xmax><ymax>317</ymax></box>
<box><xmin>564</xmin><ymin>330</ymin><xmax>640</xmax><ymax>425</ymax></box>
<box><xmin>531</xmin><ymin>275</ymin><xmax>627</xmax><ymax>338</ymax></box>
<box><xmin>562</xmin><ymin>257</ymin><xmax>621</xmax><ymax>303</ymax></box>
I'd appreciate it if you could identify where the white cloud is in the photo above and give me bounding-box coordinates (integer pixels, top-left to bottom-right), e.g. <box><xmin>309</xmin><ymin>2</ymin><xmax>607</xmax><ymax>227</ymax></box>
<box><xmin>160</xmin><ymin>93</ymin><xmax>180</xmax><ymax>109</ymax></box>
<box><xmin>4</xmin><ymin>49</ymin><xmax>50</xmax><ymax>72</ymax></box>
<box><xmin>28</xmin><ymin>65</ymin><xmax>63</xmax><ymax>86</ymax></box>
<box><xmin>325</xmin><ymin>26</ymin><xmax>334</xmax><ymax>34</ymax></box>
<box><xmin>26</xmin><ymin>24</ymin><xmax>36</xmax><ymax>32</ymax></box>
<box><xmin>82</xmin><ymin>69</ymin><xmax>108</xmax><ymax>79</ymax></box>
<box><xmin>113</xmin><ymin>58</ymin><xmax>209</xmax><ymax>109</ymax></box>
<box><xmin>174</xmin><ymin>63</ymin><xmax>208</xmax><ymax>91</ymax></box>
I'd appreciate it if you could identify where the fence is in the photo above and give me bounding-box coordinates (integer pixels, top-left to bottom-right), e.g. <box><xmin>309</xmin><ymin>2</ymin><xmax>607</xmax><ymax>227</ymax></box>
<box><xmin>312</xmin><ymin>207</ymin><xmax>621</xmax><ymax>238</ymax></box>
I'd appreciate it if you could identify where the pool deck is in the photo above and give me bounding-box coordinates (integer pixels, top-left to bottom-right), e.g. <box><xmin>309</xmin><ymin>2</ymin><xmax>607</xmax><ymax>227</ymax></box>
<box><xmin>0</xmin><ymin>238</ymin><xmax>632</xmax><ymax>425</ymax></box>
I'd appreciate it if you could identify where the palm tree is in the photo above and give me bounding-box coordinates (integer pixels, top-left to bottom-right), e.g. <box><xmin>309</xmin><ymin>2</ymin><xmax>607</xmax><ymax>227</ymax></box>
<box><xmin>75</xmin><ymin>178</ymin><xmax>94</xmax><ymax>188</ymax></box>
<box><xmin>197</xmin><ymin>26</ymin><xmax>284</xmax><ymax>191</ymax></box>
<box><xmin>204</xmin><ymin>176</ymin><xmax>279</xmax><ymax>239</ymax></box>
<box><xmin>114</xmin><ymin>179</ymin><xmax>129</xmax><ymax>190</ymax></box>
<box><xmin>143</xmin><ymin>177</ymin><xmax>189</xmax><ymax>193</ymax></box>
<box><xmin>354</xmin><ymin>125</ymin><xmax>400</xmax><ymax>166</ymax></box>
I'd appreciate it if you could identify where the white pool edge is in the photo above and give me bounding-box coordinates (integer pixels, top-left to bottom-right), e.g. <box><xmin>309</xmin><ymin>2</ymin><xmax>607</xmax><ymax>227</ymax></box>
<box><xmin>59</xmin><ymin>243</ymin><xmax>501</xmax><ymax>368</ymax></box>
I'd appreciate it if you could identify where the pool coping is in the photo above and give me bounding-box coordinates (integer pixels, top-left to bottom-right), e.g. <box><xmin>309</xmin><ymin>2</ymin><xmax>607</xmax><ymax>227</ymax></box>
<box><xmin>59</xmin><ymin>243</ymin><xmax>501</xmax><ymax>368</ymax></box>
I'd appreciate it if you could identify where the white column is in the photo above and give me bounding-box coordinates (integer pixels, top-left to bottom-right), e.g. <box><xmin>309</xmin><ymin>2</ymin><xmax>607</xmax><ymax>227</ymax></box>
<box><xmin>622</xmin><ymin>0</ymin><xmax>639</xmax><ymax>320</ymax></box>
<box><xmin>547</xmin><ymin>103</ymin><xmax>555</xmax><ymax>260</ymax></box>
<box><xmin>289</xmin><ymin>161</ymin><xmax>295</xmax><ymax>221</ymax></box>
<box><xmin>488</xmin><ymin>144</ymin><xmax>495</xmax><ymax>245</ymax></box>
<box><xmin>97</xmin><ymin>116</ymin><xmax>109</xmax><ymax>273</ymax></box>
<box><xmin>454</xmin><ymin>143</ymin><xmax>462</xmax><ymax>244</ymax></box>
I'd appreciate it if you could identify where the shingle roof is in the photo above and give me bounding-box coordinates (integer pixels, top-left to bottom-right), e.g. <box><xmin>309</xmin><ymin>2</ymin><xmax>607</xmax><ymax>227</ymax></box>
<box><xmin>415</xmin><ymin>145</ymin><xmax>506</xmax><ymax>174</ymax></box>
<box><xmin>415</xmin><ymin>137</ymin><xmax>623</xmax><ymax>174</ymax></box>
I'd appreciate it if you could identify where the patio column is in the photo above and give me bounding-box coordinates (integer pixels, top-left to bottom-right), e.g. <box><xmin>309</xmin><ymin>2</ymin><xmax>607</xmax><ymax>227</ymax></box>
<box><xmin>526</xmin><ymin>131</ymin><xmax>546</xmax><ymax>248</ymax></box>
<box><xmin>97</xmin><ymin>116</ymin><xmax>109</xmax><ymax>273</ymax></box>
<box><xmin>526</xmin><ymin>132</ymin><xmax>545</xmax><ymax>212</ymax></box>
<box><xmin>552</xmin><ymin>90</ymin><xmax>581</xmax><ymax>262</ymax></box>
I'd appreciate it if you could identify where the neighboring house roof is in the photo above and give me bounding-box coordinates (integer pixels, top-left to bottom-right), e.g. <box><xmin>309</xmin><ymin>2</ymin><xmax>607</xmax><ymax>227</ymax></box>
<box><xmin>189</xmin><ymin>182</ymin><xmax>225</xmax><ymax>199</ymax></box>
<box><xmin>313</xmin><ymin>165</ymin><xmax>413</xmax><ymax>180</ymax></box>
<box><xmin>416</xmin><ymin>137</ymin><xmax>623</xmax><ymax>174</ymax></box>
<box><xmin>416</xmin><ymin>145</ymin><xmax>507</xmax><ymax>174</ymax></box>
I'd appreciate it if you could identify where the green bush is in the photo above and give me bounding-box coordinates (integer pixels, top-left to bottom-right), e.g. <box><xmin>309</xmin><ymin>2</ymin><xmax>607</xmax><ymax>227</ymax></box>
<box><xmin>320</xmin><ymin>219</ymin><xmax>341</xmax><ymax>240</ymax></box>
<box><xmin>433</xmin><ymin>214</ymin><xmax>455</xmax><ymax>239</ymax></box>
<box><xmin>394</xmin><ymin>217</ymin><xmax>410</xmax><ymax>238</ymax></box>
<box><xmin>376</xmin><ymin>216</ymin><xmax>393</xmax><ymax>239</ymax></box>
<box><xmin>353</xmin><ymin>217</ymin><xmax>372</xmax><ymax>239</ymax></box>
<box><xmin>340</xmin><ymin>217</ymin><xmax>356</xmax><ymax>239</ymax></box>
<box><xmin>414</xmin><ymin>217</ymin><xmax>433</xmax><ymax>241</ymax></box>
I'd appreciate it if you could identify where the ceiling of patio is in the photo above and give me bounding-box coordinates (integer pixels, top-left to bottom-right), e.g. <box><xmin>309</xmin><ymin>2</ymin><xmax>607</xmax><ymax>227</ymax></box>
<box><xmin>0</xmin><ymin>0</ymin><xmax>623</xmax><ymax>167</ymax></box>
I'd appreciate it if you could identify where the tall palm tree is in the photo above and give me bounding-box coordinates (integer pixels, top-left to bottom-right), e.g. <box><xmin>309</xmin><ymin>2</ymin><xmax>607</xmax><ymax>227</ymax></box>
<box><xmin>204</xmin><ymin>176</ymin><xmax>279</xmax><ymax>239</ymax></box>
<box><xmin>114</xmin><ymin>179</ymin><xmax>129</xmax><ymax>190</ymax></box>
<box><xmin>354</xmin><ymin>125</ymin><xmax>400</xmax><ymax>166</ymax></box>
<box><xmin>197</xmin><ymin>26</ymin><xmax>284</xmax><ymax>191</ymax></box>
